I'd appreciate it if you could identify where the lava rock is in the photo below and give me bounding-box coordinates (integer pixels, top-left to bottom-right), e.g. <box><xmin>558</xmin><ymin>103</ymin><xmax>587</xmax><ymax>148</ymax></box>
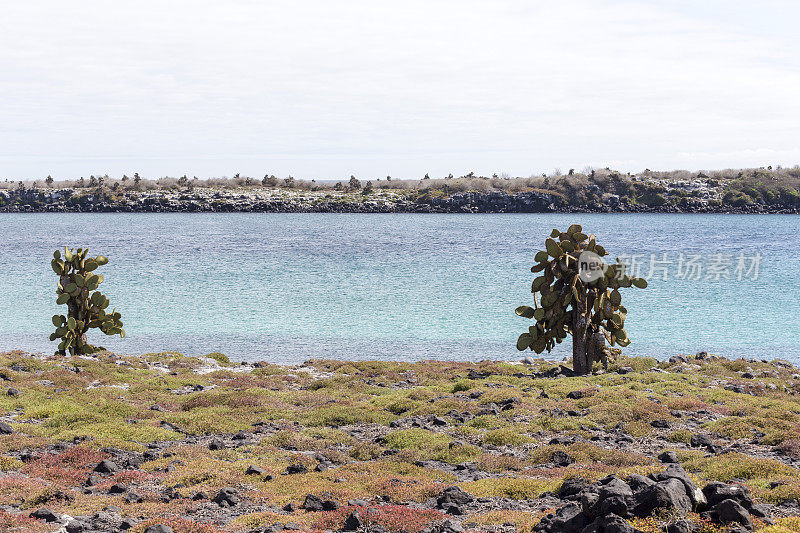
<box><xmin>713</xmin><ymin>499</ymin><xmax>753</xmax><ymax>529</ymax></box>
<box><xmin>651</xmin><ymin>464</ymin><xmax>707</xmax><ymax>509</ymax></box>
<box><xmin>123</xmin><ymin>491</ymin><xmax>143</xmax><ymax>503</ymax></box>
<box><xmin>557</xmin><ymin>478</ymin><xmax>587</xmax><ymax>500</ymax></box>
<box><xmin>626</xmin><ymin>474</ymin><xmax>655</xmax><ymax>492</ymax></box>
<box><xmin>633</xmin><ymin>479</ymin><xmax>692</xmax><ymax>518</ymax></box>
<box><xmin>302</xmin><ymin>494</ymin><xmax>325</xmax><ymax>511</ymax></box>
<box><xmin>213</xmin><ymin>487</ymin><xmax>240</xmax><ymax>507</ymax></box>
<box><xmin>690</xmin><ymin>434</ymin><xmax>713</xmax><ymax>448</ymax></box>
<box><xmin>667</xmin><ymin>520</ymin><xmax>700</xmax><ymax>533</ymax></box>
<box><xmin>30</xmin><ymin>508</ymin><xmax>59</xmax><ymax>522</ymax></box>
<box><xmin>343</xmin><ymin>510</ymin><xmax>363</xmax><ymax>531</ymax></box>
<box><xmin>94</xmin><ymin>459</ymin><xmax>119</xmax><ymax>473</ymax></box>
<box><xmin>659</xmin><ymin>451</ymin><xmax>679</xmax><ymax>464</ymax></box>
<box><xmin>286</xmin><ymin>464</ymin><xmax>308</xmax><ymax>474</ymax></box>
<box><xmin>108</xmin><ymin>483</ymin><xmax>127</xmax><ymax>494</ymax></box>
<box><xmin>431</xmin><ymin>416</ymin><xmax>448</xmax><ymax>426</ymax></box>
<box><xmin>702</xmin><ymin>481</ymin><xmax>754</xmax><ymax>510</ymax></box>
<box><xmin>143</xmin><ymin>449</ymin><xmax>160</xmax><ymax>461</ymax></box>
<box><xmin>436</xmin><ymin>486</ymin><xmax>474</xmax><ymax>508</ymax></box>
<box><xmin>583</xmin><ymin>477</ymin><xmax>633</xmax><ymax>519</ymax></box>
<box><xmin>552</xmin><ymin>450</ymin><xmax>574</xmax><ymax>466</ymax></box>
<box><xmin>600</xmin><ymin>513</ymin><xmax>634</xmax><ymax>533</ymax></box>
<box><xmin>750</xmin><ymin>503</ymin><xmax>771</xmax><ymax>518</ymax></box>
<box><xmin>159</xmin><ymin>421</ymin><xmax>180</xmax><ymax>432</ymax></box>
<box><xmin>65</xmin><ymin>519</ymin><xmax>86</xmax><ymax>533</ymax></box>
<box><xmin>246</xmin><ymin>465</ymin><xmax>265</xmax><ymax>476</ymax></box>
<box><xmin>533</xmin><ymin>502</ymin><xmax>589</xmax><ymax>532</ymax></box>
<box><xmin>323</xmin><ymin>500</ymin><xmax>339</xmax><ymax>511</ymax></box>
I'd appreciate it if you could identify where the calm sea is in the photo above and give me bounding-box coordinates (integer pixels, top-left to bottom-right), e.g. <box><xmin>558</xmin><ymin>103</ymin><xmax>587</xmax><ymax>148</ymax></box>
<box><xmin>1</xmin><ymin>213</ymin><xmax>797</xmax><ymax>363</ymax></box>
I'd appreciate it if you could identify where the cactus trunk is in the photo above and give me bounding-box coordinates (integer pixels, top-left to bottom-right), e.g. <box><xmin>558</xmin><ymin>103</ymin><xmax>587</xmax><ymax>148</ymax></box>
<box><xmin>588</xmin><ymin>331</ymin><xmax>607</xmax><ymax>370</ymax></box>
<box><xmin>572</xmin><ymin>296</ymin><xmax>590</xmax><ymax>375</ymax></box>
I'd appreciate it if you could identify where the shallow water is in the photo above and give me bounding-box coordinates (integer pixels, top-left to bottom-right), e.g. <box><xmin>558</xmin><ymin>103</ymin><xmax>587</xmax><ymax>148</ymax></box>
<box><xmin>1</xmin><ymin>213</ymin><xmax>797</xmax><ymax>363</ymax></box>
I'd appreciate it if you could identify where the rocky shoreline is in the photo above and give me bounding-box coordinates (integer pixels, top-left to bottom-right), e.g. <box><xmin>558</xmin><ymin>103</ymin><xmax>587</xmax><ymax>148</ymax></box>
<box><xmin>1</xmin><ymin>187</ymin><xmax>798</xmax><ymax>214</ymax></box>
<box><xmin>1</xmin><ymin>350</ymin><xmax>799</xmax><ymax>532</ymax></box>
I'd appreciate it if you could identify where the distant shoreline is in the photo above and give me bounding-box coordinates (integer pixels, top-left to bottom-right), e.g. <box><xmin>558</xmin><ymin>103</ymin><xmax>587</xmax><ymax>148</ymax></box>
<box><xmin>5</xmin><ymin>167</ymin><xmax>800</xmax><ymax>214</ymax></box>
<box><xmin>2</xmin><ymin>187</ymin><xmax>798</xmax><ymax>214</ymax></box>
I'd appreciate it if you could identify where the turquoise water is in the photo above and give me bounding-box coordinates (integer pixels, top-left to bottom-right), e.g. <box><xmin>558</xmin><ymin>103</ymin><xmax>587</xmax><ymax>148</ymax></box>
<box><xmin>0</xmin><ymin>213</ymin><xmax>797</xmax><ymax>363</ymax></box>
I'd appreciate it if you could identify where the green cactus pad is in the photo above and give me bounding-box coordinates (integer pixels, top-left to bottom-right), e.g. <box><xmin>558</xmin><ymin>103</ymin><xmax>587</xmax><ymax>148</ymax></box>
<box><xmin>568</xmin><ymin>224</ymin><xmax>582</xmax><ymax>234</ymax></box>
<box><xmin>515</xmin><ymin>305</ymin><xmax>535</xmax><ymax>319</ymax></box>
<box><xmin>545</xmin><ymin>238</ymin><xmax>563</xmax><ymax>257</ymax></box>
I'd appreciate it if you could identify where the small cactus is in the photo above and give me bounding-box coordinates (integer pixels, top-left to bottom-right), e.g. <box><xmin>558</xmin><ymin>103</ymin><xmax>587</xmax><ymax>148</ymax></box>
<box><xmin>50</xmin><ymin>247</ymin><xmax>124</xmax><ymax>355</ymax></box>
<box><xmin>515</xmin><ymin>225</ymin><xmax>646</xmax><ymax>375</ymax></box>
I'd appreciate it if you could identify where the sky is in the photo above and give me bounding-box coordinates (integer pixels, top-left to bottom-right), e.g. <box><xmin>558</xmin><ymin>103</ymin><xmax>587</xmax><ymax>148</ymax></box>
<box><xmin>1</xmin><ymin>0</ymin><xmax>799</xmax><ymax>180</ymax></box>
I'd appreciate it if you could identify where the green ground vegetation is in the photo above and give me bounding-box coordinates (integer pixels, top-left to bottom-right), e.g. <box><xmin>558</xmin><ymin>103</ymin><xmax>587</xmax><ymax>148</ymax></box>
<box><xmin>0</xmin><ymin>350</ymin><xmax>799</xmax><ymax>532</ymax></box>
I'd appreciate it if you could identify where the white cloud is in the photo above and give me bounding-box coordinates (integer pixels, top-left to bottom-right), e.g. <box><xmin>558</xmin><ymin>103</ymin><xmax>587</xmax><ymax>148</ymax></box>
<box><xmin>0</xmin><ymin>0</ymin><xmax>798</xmax><ymax>179</ymax></box>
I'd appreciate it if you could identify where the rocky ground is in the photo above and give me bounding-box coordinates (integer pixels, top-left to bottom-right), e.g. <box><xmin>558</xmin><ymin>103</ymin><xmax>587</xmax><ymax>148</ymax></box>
<box><xmin>0</xmin><ymin>350</ymin><xmax>799</xmax><ymax>533</ymax></box>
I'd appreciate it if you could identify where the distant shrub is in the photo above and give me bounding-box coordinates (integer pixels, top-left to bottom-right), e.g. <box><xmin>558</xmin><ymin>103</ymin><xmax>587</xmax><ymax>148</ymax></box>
<box><xmin>636</xmin><ymin>184</ymin><xmax>668</xmax><ymax>206</ymax></box>
<box><xmin>463</xmin><ymin>477</ymin><xmax>558</xmax><ymax>499</ymax></box>
<box><xmin>386</xmin><ymin>398</ymin><xmax>420</xmax><ymax>415</ymax></box>
<box><xmin>205</xmin><ymin>352</ymin><xmax>231</xmax><ymax>365</ymax></box>
<box><xmin>0</xmin><ymin>456</ymin><xmax>23</xmax><ymax>472</ymax></box>
<box><xmin>777</xmin><ymin>438</ymin><xmax>800</xmax><ymax>459</ymax></box>
<box><xmin>667</xmin><ymin>429</ymin><xmax>692</xmax><ymax>443</ymax></box>
<box><xmin>349</xmin><ymin>443</ymin><xmax>383</xmax><ymax>460</ymax></box>
<box><xmin>723</xmin><ymin>190</ymin><xmax>754</xmax><ymax>207</ymax></box>
<box><xmin>452</xmin><ymin>380</ymin><xmax>472</xmax><ymax>393</ymax></box>
<box><xmin>482</xmin><ymin>428</ymin><xmax>531</xmax><ymax>447</ymax></box>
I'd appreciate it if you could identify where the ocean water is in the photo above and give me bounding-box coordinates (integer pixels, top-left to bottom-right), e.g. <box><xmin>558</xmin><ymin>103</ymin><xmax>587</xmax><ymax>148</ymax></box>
<box><xmin>0</xmin><ymin>213</ymin><xmax>797</xmax><ymax>364</ymax></box>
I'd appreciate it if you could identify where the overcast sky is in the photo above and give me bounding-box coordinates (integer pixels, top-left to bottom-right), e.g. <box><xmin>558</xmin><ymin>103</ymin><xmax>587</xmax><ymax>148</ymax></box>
<box><xmin>1</xmin><ymin>0</ymin><xmax>798</xmax><ymax>180</ymax></box>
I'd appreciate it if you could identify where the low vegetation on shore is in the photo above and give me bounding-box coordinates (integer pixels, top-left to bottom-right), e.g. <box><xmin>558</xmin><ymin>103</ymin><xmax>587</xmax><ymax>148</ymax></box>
<box><xmin>3</xmin><ymin>167</ymin><xmax>800</xmax><ymax>213</ymax></box>
<box><xmin>1</xmin><ymin>350</ymin><xmax>799</xmax><ymax>532</ymax></box>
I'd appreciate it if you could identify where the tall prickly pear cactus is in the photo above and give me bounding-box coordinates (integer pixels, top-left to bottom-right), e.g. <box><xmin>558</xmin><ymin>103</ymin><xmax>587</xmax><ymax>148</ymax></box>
<box><xmin>515</xmin><ymin>225</ymin><xmax>647</xmax><ymax>375</ymax></box>
<box><xmin>50</xmin><ymin>247</ymin><xmax>125</xmax><ymax>355</ymax></box>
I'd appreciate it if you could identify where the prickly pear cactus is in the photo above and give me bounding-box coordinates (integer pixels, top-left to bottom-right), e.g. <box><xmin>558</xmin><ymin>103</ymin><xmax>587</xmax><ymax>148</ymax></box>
<box><xmin>50</xmin><ymin>247</ymin><xmax>124</xmax><ymax>355</ymax></box>
<box><xmin>515</xmin><ymin>225</ymin><xmax>646</xmax><ymax>374</ymax></box>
